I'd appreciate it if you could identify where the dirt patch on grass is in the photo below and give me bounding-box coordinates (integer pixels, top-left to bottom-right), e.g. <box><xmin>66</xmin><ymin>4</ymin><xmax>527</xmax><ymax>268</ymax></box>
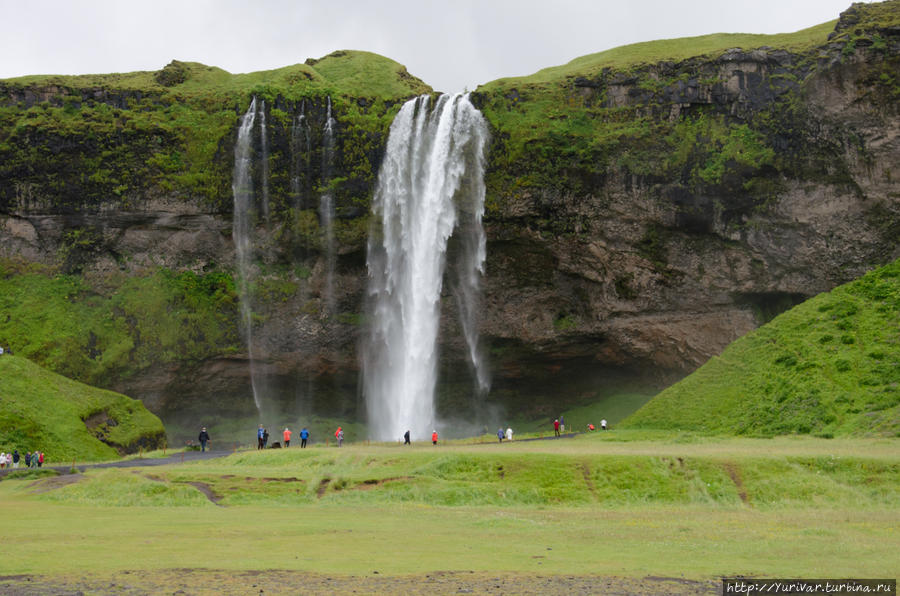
<box><xmin>353</xmin><ymin>476</ymin><xmax>412</xmax><ymax>491</ymax></box>
<box><xmin>722</xmin><ymin>462</ymin><xmax>750</xmax><ymax>505</ymax></box>
<box><xmin>317</xmin><ymin>477</ymin><xmax>331</xmax><ymax>498</ymax></box>
<box><xmin>183</xmin><ymin>481</ymin><xmax>223</xmax><ymax>505</ymax></box>
<box><xmin>580</xmin><ymin>462</ymin><xmax>596</xmax><ymax>500</ymax></box>
<box><xmin>27</xmin><ymin>474</ymin><xmax>83</xmax><ymax>494</ymax></box>
<box><xmin>0</xmin><ymin>570</ymin><xmax>719</xmax><ymax>595</ymax></box>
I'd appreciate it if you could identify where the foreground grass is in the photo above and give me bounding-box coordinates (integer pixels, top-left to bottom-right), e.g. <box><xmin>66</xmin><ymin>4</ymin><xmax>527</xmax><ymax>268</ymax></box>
<box><xmin>0</xmin><ymin>499</ymin><xmax>893</xmax><ymax>578</ymax></box>
<box><xmin>0</xmin><ymin>435</ymin><xmax>896</xmax><ymax>580</ymax></box>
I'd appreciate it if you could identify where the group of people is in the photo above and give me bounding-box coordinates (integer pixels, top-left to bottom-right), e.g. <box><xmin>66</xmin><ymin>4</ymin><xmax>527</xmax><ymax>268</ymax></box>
<box><xmin>497</xmin><ymin>427</ymin><xmax>513</xmax><ymax>442</ymax></box>
<box><xmin>554</xmin><ymin>416</ymin><xmax>608</xmax><ymax>436</ymax></box>
<box><xmin>256</xmin><ymin>425</ymin><xmax>311</xmax><ymax>449</ymax></box>
<box><xmin>0</xmin><ymin>449</ymin><xmax>43</xmax><ymax>469</ymax></box>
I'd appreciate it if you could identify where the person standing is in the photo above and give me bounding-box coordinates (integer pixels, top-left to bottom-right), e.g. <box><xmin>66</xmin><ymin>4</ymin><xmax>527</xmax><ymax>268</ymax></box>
<box><xmin>257</xmin><ymin>425</ymin><xmax>265</xmax><ymax>450</ymax></box>
<box><xmin>37</xmin><ymin>452</ymin><xmax>44</xmax><ymax>467</ymax></box>
<box><xmin>506</xmin><ymin>427</ymin><xmax>513</xmax><ymax>441</ymax></box>
<box><xmin>497</xmin><ymin>428</ymin><xmax>504</xmax><ymax>443</ymax></box>
<box><xmin>336</xmin><ymin>427</ymin><xmax>344</xmax><ymax>447</ymax></box>
<box><xmin>431</xmin><ymin>430</ymin><xmax>438</xmax><ymax>446</ymax></box>
<box><xmin>1</xmin><ymin>452</ymin><xmax>5</xmax><ymax>469</ymax></box>
<box><xmin>300</xmin><ymin>427</ymin><xmax>309</xmax><ymax>448</ymax></box>
<box><xmin>553</xmin><ymin>419</ymin><xmax>561</xmax><ymax>437</ymax></box>
<box><xmin>262</xmin><ymin>428</ymin><xmax>269</xmax><ymax>448</ymax></box>
<box><xmin>283</xmin><ymin>427</ymin><xmax>292</xmax><ymax>447</ymax></box>
<box><xmin>601</xmin><ymin>419</ymin><xmax>608</xmax><ymax>431</ymax></box>
<box><xmin>12</xmin><ymin>449</ymin><xmax>19</xmax><ymax>468</ymax></box>
<box><xmin>560</xmin><ymin>415</ymin><xmax>565</xmax><ymax>433</ymax></box>
<box><xmin>403</xmin><ymin>430</ymin><xmax>410</xmax><ymax>445</ymax></box>
<box><xmin>24</xmin><ymin>452</ymin><xmax>31</xmax><ymax>467</ymax></box>
<box><xmin>198</xmin><ymin>427</ymin><xmax>210</xmax><ymax>452</ymax></box>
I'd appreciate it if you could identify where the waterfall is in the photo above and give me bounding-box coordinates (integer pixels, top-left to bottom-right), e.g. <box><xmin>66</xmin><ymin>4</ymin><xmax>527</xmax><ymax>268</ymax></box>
<box><xmin>363</xmin><ymin>93</ymin><xmax>490</xmax><ymax>441</ymax></box>
<box><xmin>232</xmin><ymin>97</ymin><xmax>262</xmax><ymax>413</ymax></box>
<box><xmin>259</xmin><ymin>99</ymin><xmax>270</xmax><ymax>224</ymax></box>
<box><xmin>320</xmin><ymin>96</ymin><xmax>337</xmax><ymax>314</ymax></box>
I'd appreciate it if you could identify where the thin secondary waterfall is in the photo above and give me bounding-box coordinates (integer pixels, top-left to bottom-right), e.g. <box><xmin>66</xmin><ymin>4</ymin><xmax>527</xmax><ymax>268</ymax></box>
<box><xmin>259</xmin><ymin>99</ymin><xmax>270</xmax><ymax>224</ymax></box>
<box><xmin>232</xmin><ymin>97</ymin><xmax>262</xmax><ymax>413</ymax></box>
<box><xmin>320</xmin><ymin>96</ymin><xmax>337</xmax><ymax>313</ymax></box>
<box><xmin>363</xmin><ymin>93</ymin><xmax>489</xmax><ymax>441</ymax></box>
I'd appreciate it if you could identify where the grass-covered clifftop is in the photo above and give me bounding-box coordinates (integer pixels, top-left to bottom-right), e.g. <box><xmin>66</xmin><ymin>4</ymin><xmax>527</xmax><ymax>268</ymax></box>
<box><xmin>0</xmin><ymin>50</ymin><xmax>430</xmax><ymax>215</ymax></box>
<box><xmin>0</xmin><ymin>354</ymin><xmax>166</xmax><ymax>461</ymax></box>
<box><xmin>623</xmin><ymin>258</ymin><xmax>900</xmax><ymax>436</ymax></box>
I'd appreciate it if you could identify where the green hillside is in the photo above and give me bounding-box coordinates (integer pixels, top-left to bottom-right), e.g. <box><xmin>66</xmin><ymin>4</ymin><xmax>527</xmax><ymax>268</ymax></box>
<box><xmin>0</xmin><ymin>354</ymin><xmax>166</xmax><ymax>461</ymax></box>
<box><xmin>5</xmin><ymin>49</ymin><xmax>430</xmax><ymax>100</ymax></box>
<box><xmin>486</xmin><ymin>22</ymin><xmax>837</xmax><ymax>90</ymax></box>
<box><xmin>623</xmin><ymin>259</ymin><xmax>900</xmax><ymax>437</ymax></box>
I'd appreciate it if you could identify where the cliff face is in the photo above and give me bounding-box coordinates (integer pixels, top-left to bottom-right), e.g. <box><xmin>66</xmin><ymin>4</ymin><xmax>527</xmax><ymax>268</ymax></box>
<box><xmin>472</xmin><ymin>3</ymin><xmax>900</xmax><ymax>397</ymax></box>
<box><xmin>1</xmin><ymin>6</ymin><xmax>899</xmax><ymax>424</ymax></box>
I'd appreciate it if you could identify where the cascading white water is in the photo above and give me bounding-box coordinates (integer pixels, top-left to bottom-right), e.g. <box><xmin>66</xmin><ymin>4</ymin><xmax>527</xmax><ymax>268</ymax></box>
<box><xmin>319</xmin><ymin>96</ymin><xmax>337</xmax><ymax>313</ymax></box>
<box><xmin>232</xmin><ymin>97</ymin><xmax>262</xmax><ymax>412</ymax></box>
<box><xmin>363</xmin><ymin>93</ymin><xmax>489</xmax><ymax>441</ymax></box>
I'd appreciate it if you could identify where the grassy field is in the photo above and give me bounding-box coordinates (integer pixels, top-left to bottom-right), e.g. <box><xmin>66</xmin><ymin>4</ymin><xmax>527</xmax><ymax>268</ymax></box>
<box><xmin>0</xmin><ymin>433</ymin><xmax>896</xmax><ymax>587</ymax></box>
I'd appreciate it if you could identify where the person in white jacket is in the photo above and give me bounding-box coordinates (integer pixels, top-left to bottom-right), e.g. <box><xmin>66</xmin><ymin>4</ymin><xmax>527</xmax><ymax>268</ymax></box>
<box><xmin>505</xmin><ymin>427</ymin><xmax>513</xmax><ymax>441</ymax></box>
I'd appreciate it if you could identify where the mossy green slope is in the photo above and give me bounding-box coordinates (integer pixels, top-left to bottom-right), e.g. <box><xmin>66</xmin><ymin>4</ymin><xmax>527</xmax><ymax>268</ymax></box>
<box><xmin>0</xmin><ymin>260</ymin><xmax>238</xmax><ymax>386</ymax></box>
<box><xmin>0</xmin><ymin>354</ymin><xmax>166</xmax><ymax>461</ymax></box>
<box><xmin>623</xmin><ymin>259</ymin><xmax>900</xmax><ymax>437</ymax></box>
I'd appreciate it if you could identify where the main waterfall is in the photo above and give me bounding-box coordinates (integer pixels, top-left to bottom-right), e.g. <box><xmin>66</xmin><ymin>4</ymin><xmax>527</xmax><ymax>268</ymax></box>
<box><xmin>363</xmin><ymin>94</ymin><xmax>489</xmax><ymax>441</ymax></box>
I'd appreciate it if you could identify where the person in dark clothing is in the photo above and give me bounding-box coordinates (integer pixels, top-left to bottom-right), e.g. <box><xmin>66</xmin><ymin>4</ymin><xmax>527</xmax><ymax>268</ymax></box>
<box><xmin>198</xmin><ymin>427</ymin><xmax>210</xmax><ymax>452</ymax></box>
<box><xmin>12</xmin><ymin>449</ymin><xmax>19</xmax><ymax>469</ymax></box>
<box><xmin>497</xmin><ymin>428</ymin><xmax>504</xmax><ymax>442</ymax></box>
<box><xmin>300</xmin><ymin>427</ymin><xmax>309</xmax><ymax>448</ymax></box>
<box><xmin>24</xmin><ymin>452</ymin><xmax>31</xmax><ymax>467</ymax></box>
<box><xmin>403</xmin><ymin>430</ymin><xmax>410</xmax><ymax>445</ymax></box>
<box><xmin>257</xmin><ymin>425</ymin><xmax>265</xmax><ymax>450</ymax></box>
<box><xmin>262</xmin><ymin>429</ymin><xmax>269</xmax><ymax>448</ymax></box>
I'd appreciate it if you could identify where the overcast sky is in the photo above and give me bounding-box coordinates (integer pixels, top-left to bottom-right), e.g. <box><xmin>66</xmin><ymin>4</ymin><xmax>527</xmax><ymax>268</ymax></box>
<box><xmin>1</xmin><ymin>0</ymin><xmax>867</xmax><ymax>93</ymax></box>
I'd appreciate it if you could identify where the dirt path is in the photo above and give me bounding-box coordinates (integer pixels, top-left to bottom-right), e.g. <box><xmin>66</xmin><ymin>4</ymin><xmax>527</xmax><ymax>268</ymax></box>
<box><xmin>0</xmin><ymin>449</ymin><xmax>232</xmax><ymax>479</ymax></box>
<box><xmin>0</xmin><ymin>570</ymin><xmax>719</xmax><ymax>595</ymax></box>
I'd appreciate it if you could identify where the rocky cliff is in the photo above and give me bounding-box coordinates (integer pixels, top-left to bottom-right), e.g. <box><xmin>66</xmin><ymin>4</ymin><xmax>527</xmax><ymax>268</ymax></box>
<box><xmin>1</xmin><ymin>4</ymin><xmax>899</xmax><ymax>427</ymax></box>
